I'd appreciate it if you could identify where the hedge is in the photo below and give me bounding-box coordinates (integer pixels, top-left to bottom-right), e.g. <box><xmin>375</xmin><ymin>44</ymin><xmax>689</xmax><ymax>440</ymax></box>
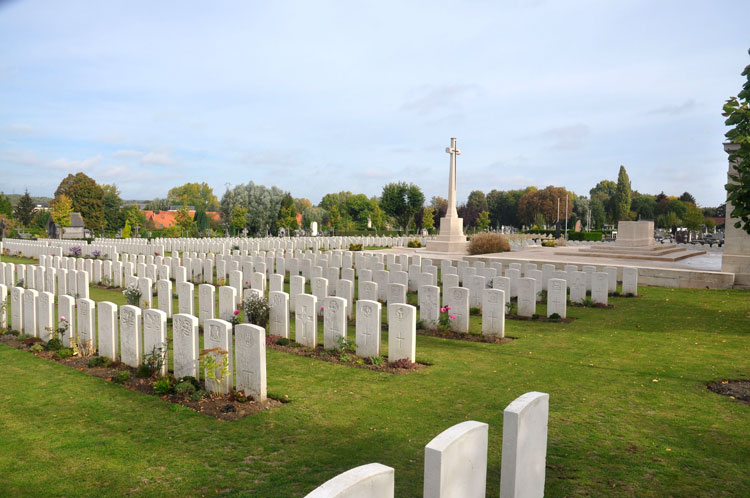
<box><xmin>568</xmin><ymin>231</ymin><xmax>603</xmax><ymax>241</ymax></box>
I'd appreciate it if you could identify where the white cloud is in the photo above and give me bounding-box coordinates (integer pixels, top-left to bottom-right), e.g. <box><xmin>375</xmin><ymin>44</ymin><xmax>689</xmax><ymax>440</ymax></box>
<box><xmin>141</xmin><ymin>151</ymin><xmax>174</xmax><ymax>166</ymax></box>
<box><xmin>113</xmin><ymin>149</ymin><xmax>143</xmax><ymax>158</ymax></box>
<box><xmin>48</xmin><ymin>154</ymin><xmax>102</xmax><ymax>171</ymax></box>
<box><xmin>645</xmin><ymin>99</ymin><xmax>697</xmax><ymax>116</ymax></box>
<box><xmin>538</xmin><ymin>124</ymin><xmax>590</xmax><ymax>151</ymax></box>
<box><xmin>401</xmin><ymin>84</ymin><xmax>482</xmax><ymax>116</ymax></box>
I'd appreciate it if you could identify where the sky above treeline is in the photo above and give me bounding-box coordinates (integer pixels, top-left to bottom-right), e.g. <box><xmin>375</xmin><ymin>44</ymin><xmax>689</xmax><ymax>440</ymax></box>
<box><xmin>0</xmin><ymin>0</ymin><xmax>747</xmax><ymax>207</ymax></box>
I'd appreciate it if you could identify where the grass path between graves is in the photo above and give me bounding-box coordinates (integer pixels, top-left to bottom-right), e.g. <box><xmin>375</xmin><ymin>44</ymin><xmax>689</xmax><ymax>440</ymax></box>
<box><xmin>1</xmin><ymin>277</ymin><xmax>749</xmax><ymax>496</ymax></box>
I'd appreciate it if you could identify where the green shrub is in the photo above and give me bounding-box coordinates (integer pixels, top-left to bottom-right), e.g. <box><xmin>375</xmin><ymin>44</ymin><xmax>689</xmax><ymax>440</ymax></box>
<box><xmin>369</xmin><ymin>355</ymin><xmax>384</xmax><ymax>366</ymax></box>
<box><xmin>541</xmin><ymin>240</ymin><xmax>556</xmax><ymax>247</ymax></box>
<box><xmin>348</xmin><ymin>243</ymin><xmax>363</xmax><ymax>251</ymax></box>
<box><xmin>153</xmin><ymin>377</ymin><xmax>174</xmax><ymax>395</ymax></box>
<box><xmin>29</xmin><ymin>343</ymin><xmax>44</xmax><ymax>353</ymax></box>
<box><xmin>44</xmin><ymin>338</ymin><xmax>63</xmax><ymax>351</ymax></box>
<box><xmin>416</xmin><ymin>319</ymin><xmax>425</xmax><ymax>330</ymax></box>
<box><xmin>174</xmin><ymin>381</ymin><xmax>197</xmax><ymax>397</ymax></box>
<box><xmin>276</xmin><ymin>337</ymin><xmax>290</xmax><ymax>346</ymax></box>
<box><xmin>178</xmin><ymin>376</ymin><xmax>202</xmax><ymax>391</ymax></box>
<box><xmin>242</xmin><ymin>294</ymin><xmax>270</xmax><ymax>327</ymax></box>
<box><xmin>88</xmin><ymin>356</ymin><xmax>113</xmax><ymax>368</ymax></box>
<box><xmin>568</xmin><ymin>231</ymin><xmax>603</xmax><ymax>241</ymax></box>
<box><xmin>4</xmin><ymin>330</ymin><xmax>20</xmax><ymax>336</ymax></box>
<box><xmin>468</xmin><ymin>233</ymin><xmax>510</xmax><ymax>255</ymax></box>
<box><xmin>407</xmin><ymin>239</ymin><xmax>422</xmax><ymax>248</ymax></box>
<box><xmin>549</xmin><ymin>312</ymin><xmax>562</xmax><ymax>320</ymax></box>
<box><xmin>136</xmin><ymin>364</ymin><xmax>154</xmax><ymax>378</ymax></box>
<box><xmin>469</xmin><ymin>307</ymin><xmax>481</xmax><ymax>316</ymax></box>
<box><xmin>55</xmin><ymin>348</ymin><xmax>74</xmax><ymax>359</ymax></box>
<box><xmin>191</xmin><ymin>389</ymin><xmax>208</xmax><ymax>402</ymax></box>
<box><xmin>113</xmin><ymin>371</ymin><xmax>130</xmax><ymax>384</ymax></box>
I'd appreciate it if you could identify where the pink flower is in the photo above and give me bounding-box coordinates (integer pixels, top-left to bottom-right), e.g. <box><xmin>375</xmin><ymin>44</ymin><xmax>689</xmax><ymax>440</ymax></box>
<box><xmin>233</xmin><ymin>310</ymin><xmax>240</xmax><ymax>316</ymax></box>
<box><xmin>320</xmin><ymin>305</ymin><xmax>325</xmax><ymax>310</ymax></box>
<box><xmin>440</xmin><ymin>307</ymin><xmax>446</xmax><ymax>313</ymax></box>
<box><xmin>445</xmin><ymin>306</ymin><xmax>451</xmax><ymax>311</ymax></box>
<box><xmin>59</xmin><ymin>316</ymin><xmax>66</xmax><ymax>321</ymax></box>
<box><xmin>449</xmin><ymin>315</ymin><xmax>456</xmax><ymax>320</ymax></box>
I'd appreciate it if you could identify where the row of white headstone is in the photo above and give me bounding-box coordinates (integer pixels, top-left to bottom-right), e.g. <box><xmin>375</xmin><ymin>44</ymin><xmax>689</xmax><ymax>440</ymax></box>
<box><xmin>306</xmin><ymin>391</ymin><xmax>550</xmax><ymax>498</ymax></box>
<box><xmin>0</xmin><ymin>285</ymin><xmax>266</xmax><ymax>400</ymax></box>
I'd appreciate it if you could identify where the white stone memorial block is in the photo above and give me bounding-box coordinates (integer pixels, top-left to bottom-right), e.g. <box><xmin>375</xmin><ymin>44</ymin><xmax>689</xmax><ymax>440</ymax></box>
<box><xmin>97</xmin><ymin>301</ymin><xmax>118</xmax><ymax>360</ymax></box>
<box><xmin>355</xmin><ymin>300</ymin><xmax>381</xmax><ymax>359</ymax></box>
<box><xmin>500</xmin><ymin>392</ymin><xmax>550</xmax><ymax>498</ymax></box>
<box><xmin>505</xmin><ymin>268</ymin><xmax>521</xmax><ymax>298</ymax></box>
<box><xmin>336</xmin><ymin>279</ymin><xmax>354</xmax><ymax>319</ymax></box>
<box><xmin>444</xmin><ymin>287</ymin><xmax>470</xmax><ymax>333</ymax></box>
<box><xmin>591</xmin><ymin>272</ymin><xmax>608</xmax><ymax>305</ymax></box>
<box><xmin>359</xmin><ymin>280</ymin><xmax>378</xmax><ymax>302</ymax></box>
<box><xmin>76</xmin><ymin>298</ymin><xmax>96</xmax><ymax>350</ymax></box>
<box><xmin>547</xmin><ymin>278</ymin><xmax>567</xmax><ymax>318</ymax></box>
<box><xmin>143</xmin><ymin>308</ymin><xmax>168</xmax><ymax>376</ymax></box>
<box><xmin>482</xmin><ymin>289</ymin><xmax>505</xmax><ymax>337</ymax></box>
<box><xmin>204</xmin><ymin>319</ymin><xmax>233</xmax><ymax>394</ymax></box>
<box><xmin>358</xmin><ymin>268</ymin><xmax>372</xmax><ymax>283</ymax></box>
<box><xmin>323</xmin><ymin>296</ymin><xmax>348</xmax><ymax>350</ymax></box>
<box><xmin>250</xmin><ymin>271</ymin><xmax>265</xmax><ymax>297</ymax></box>
<box><xmin>387</xmin><ymin>303</ymin><xmax>416</xmax><ymax>363</ymax></box>
<box><xmin>622</xmin><ymin>267</ymin><xmax>638</xmax><ymax>295</ymax></box>
<box><xmin>541</xmin><ymin>264</ymin><xmax>555</xmax><ymax>291</ymax></box>
<box><xmin>468</xmin><ymin>275</ymin><xmax>486</xmax><ymax>309</ymax></box>
<box><xmin>177</xmin><ymin>281</ymin><xmax>194</xmax><ymax>316</ymax></box>
<box><xmin>175</xmin><ymin>265</ymin><xmax>187</xmax><ymax>284</ymax></box>
<box><xmin>57</xmin><ymin>268</ymin><xmax>67</xmax><ymax>297</ymax></box>
<box><xmin>269</xmin><ymin>273</ymin><xmax>284</xmax><ymax>293</ymax></box>
<box><xmin>374</xmin><ymin>270</ymin><xmax>389</xmax><ymax>301</ymax></box>
<box><xmin>119</xmin><ymin>305</ymin><xmax>142</xmax><ymax>368</ymax></box>
<box><xmin>23</xmin><ymin>288</ymin><xmax>38</xmax><ymax>337</ymax></box>
<box><xmin>523</xmin><ymin>263</ymin><xmax>537</xmax><ymax>276</ymax></box>
<box><xmin>138</xmin><ymin>276</ymin><xmax>152</xmax><ymax>308</ymax></box>
<box><xmin>604</xmin><ymin>266</ymin><xmax>617</xmax><ymax>293</ymax></box>
<box><xmin>37</xmin><ymin>291</ymin><xmax>55</xmax><ymax>340</ymax></box>
<box><xmin>305</xmin><ymin>463</ymin><xmax>394</xmax><ymax>498</ymax></box>
<box><xmin>387</xmin><ymin>283</ymin><xmax>406</xmax><ymax>305</ymax></box>
<box><xmin>113</xmin><ymin>261</ymin><xmax>123</xmax><ymax>287</ymax></box>
<box><xmin>77</xmin><ymin>270</ymin><xmax>90</xmax><ymax>299</ymax></box>
<box><xmin>172</xmin><ymin>313</ymin><xmax>199</xmax><ymax>379</ymax></box>
<box><xmin>203</xmin><ymin>258</ymin><xmax>214</xmax><ymax>285</ymax></box>
<box><xmin>569</xmin><ymin>271</ymin><xmax>586</xmax><ymax>304</ymax></box>
<box><xmin>312</xmin><ymin>277</ymin><xmax>329</xmax><ymax>313</ymax></box>
<box><xmin>219</xmin><ymin>286</ymin><xmax>238</xmax><ymax>321</ymax></box>
<box><xmin>492</xmin><ymin>276</ymin><xmax>512</xmax><ymax>304</ymax></box>
<box><xmin>45</xmin><ymin>267</ymin><xmax>57</xmax><ymax>296</ymax></box>
<box><xmin>290</xmin><ymin>275</ymin><xmax>305</xmax><ymax>310</ymax></box>
<box><xmin>582</xmin><ymin>265</ymin><xmax>596</xmax><ymax>292</ymax></box>
<box><xmin>66</xmin><ymin>269</ymin><xmax>77</xmax><ymax>297</ymax></box>
<box><xmin>295</xmin><ymin>293</ymin><xmax>318</xmax><ymax>348</ymax></box>
<box><xmin>342</xmin><ymin>268</ymin><xmax>355</xmax><ymax>283</ymax></box>
<box><xmin>58</xmin><ymin>295</ymin><xmax>75</xmax><ymax>347</ymax></box>
<box><xmin>269</xmin><ymin>291</ymin><xmax>290</xmax><ymax>338</ymax></box>
<box><xmin>156</xmin><ymin>279</ymin><xmax>173</xmax><ymax>318</ymax></box>
<box><xmin>418</xmin><ymin>285</ymin><xmax>440</xmax><ymax>329</ymax></box>
<box><xmin>442</xmin><ymin>273</ymin><xmax>459</xmax><ymax>295</ymax></box>
<box><xmin>408</xmin><ymin>264</ymin><xmax>421</xmax><ymax>291</ymax></box>
<box><xmin>235</xmin><ymin>323</ymin><xmax>267</xmax><ymax>401</ymax></box>
<box><xmin>517</xmin><ymin>278</ymin><xmax>536</xmax><ymax>317</ymax></box>
<box><xmin>424</xmin><ymin>420</ymin><xmax>488</xmax><ymax>498</ymax></box>
<box><xmin>198</xmin><ymin>283</ymin><xmax>215</xmax><ymax>326</ymax></box>
<box><xmin>420</xmin><ymin>272</ymin><xmax>436</xmax><ymax>289</ymax></box>
<box><xmin>229</xmin><ymin>269</ymin><xmax>243</xmax><ymax>306</ymax></box>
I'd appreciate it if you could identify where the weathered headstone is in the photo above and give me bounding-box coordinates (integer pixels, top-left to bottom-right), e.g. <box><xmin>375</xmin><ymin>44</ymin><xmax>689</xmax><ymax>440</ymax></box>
<box><xmin>23</xmin><ymin>288</ymin><xmax>38</xmax><ymax>337</ymax></box>
<box><xmin>323</xmin><ymin>296</ymin><xmax>348</xmax><ymax>350</ymax></box>
<box><xmin>622</xmin><ymin>267</ymin><xmax>638</xmax><ymax>295</ymax></box>
<box><xmin>387</xmin><ymin>282</ymin><xmax>406</xmax><ymax>305</ymax></box>
<box><xmin>218</xmin><ymin>286</ymin><xmax>238</xmax><ymax>321</ymax></box>
<box><xmin>143</xmin><ymin>308</ymin><xmax>168</xmax><ymax>376</ymax></box>
<box><xmin>569</xmin><ymin>271</ymin><xmax>586</xmax><ymax>304</ymax></box>
<box><xmin>76</xmin><ymin>298</ymin><xmax>96</xmax><ymax>350</ymax></box>
<box><xmin>177</xmin><ymin>281</ymin><xmax>194</xmax><ymax>316</ymax></box>
<box><xmin>97</xmin><ymin>301</ymin><xmax>118</xmax><ymax>360</ymax></box>
<box><xmin>198</xmin><ymin>283</ymin><xmax>215</xmax><ymax>325</ymax></box>
<box><xmin>387</xmin><ymin>303</ymin><xmax>416</xmax><ymax>363</ymax></box>
<box><xmin>295</xmin><ymin>293</ymin><xmax>318</xmax><ymax>348</ymax></box>
<box><xmin>269</xmin><ymin>291</ymin><xmax>290</xmax><ymax>338</ymax></box>
<box><xmin>235</xmin><ymin>323</ymin><xmax>267</xmax><ymax>401</ymax></box>
<box><xmin>444</xmin><ymin>287</ymin><xmax>470</xmax><ymax>333</ymax></box>
<box><xmin>547</xmin><ymin>278</ymin><xmax>567</xmax><ymax>318</ymax></box>
<box><xmin>355</xmin><ymin>299</ymin><xmax>381</xmax><ymax>359</ymax></box>
<box><xmin>304</xmin><ymin>463</ymin><xmax>394</xmax><ymax>498</ymax></box>
<box><xmin>359</xmin><ymin>280</ymin><xmax>378</xmax><ymax>302</ymax></box>
<box><xmin>119</xmin><ymin>305</ymin><xmax>142</xmax><ymax>367</ymax></box>
<box><xmin>424</xmin><ymin>420</ymin><xmax>488</xmax><ymax>498</ymax></box>
<box><xmin>482</xmin><ymin>289</ymin><xmax>505</xmax><ymax>337</ymax></box>
<box><xmin>37</xmin><ymin>291</ymin><xmax>55</xmax><ymax>341</ymax></box>
<box><xmin>418</xmin><ymin>285</ymin><xmax>440</xmax><ymax>330</ymax></box>
<box><xmin>58</xmin><ymin>295</ymin><xmax>75</xmax><ymax>347</ymax></box>
<box><xmin>517</xmin><ymin>278</ymin><xmax>536</xmax><ymax>317</ymax></box>
<box><xmin>591</xmin><ymin>272</ymin><xmax>608</xmax><ymax>305</ymax></box>
<box><xmin>172</xmin><ymin>313</ymin><xmax>199</xmax><ymax>378</ymax></box>
<box><xmin>203</xmin><ymin>319</ymin><xmax>233</xmax><ymax>394</ymax></box>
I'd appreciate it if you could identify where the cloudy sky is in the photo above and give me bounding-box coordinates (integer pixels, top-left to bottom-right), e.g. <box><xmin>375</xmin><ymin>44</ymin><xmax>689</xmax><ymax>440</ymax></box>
<box><xmin>0</xmin><ymin>0</ymin><xmax>747</xmax><ymax>207</ymax></box>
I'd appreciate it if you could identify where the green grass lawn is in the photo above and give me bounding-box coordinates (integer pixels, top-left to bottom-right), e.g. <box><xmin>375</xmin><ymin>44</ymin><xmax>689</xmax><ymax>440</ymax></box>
<box><xmin>1</xmin><ymin>266</ymin><xmax>749</xmax><ymax>496</ymax></box>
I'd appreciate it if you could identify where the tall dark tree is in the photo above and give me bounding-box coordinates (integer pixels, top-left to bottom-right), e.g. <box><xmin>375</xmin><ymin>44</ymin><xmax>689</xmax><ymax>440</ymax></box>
<box><xmin>679</xmin><ymin>192</ymin><xmax>697</xmax><ymax>205</ymax></box>
<box><xmin>613</xmin><ymin>165</ymin><xmax>632</xmax><ymax>221</ymax></box>
<box><xmin>13</xmin><ymin>190</ymin><xmax>35</xmax><ymax>227</ymax></box>
<box><xmin>380</xmin><ymin>182</ymin><xmax>424</xmax><ymax>233</ymax></box>
<box><xmin>194</xmin><ymin>208</ymin><xmax>210</xmax><ymax>234</ymax></box>
<box><xmin>102</xmin><ymin>184</ymin><xmax>122</xmax><ymax>232</ymax></box>
<box><xmin>55</xmin><ymin>172</ymin><xmax>105</xmax><ymax>230</ymax></box>
<box><xmin>723</xmin><ymin>48</ymin><xmax>750</xmax><ymax>233</ymax></box>
<box><xmin>0</xmin><ymin>193</ymin><xmax>12</xmax><ymax>217</ymax></box>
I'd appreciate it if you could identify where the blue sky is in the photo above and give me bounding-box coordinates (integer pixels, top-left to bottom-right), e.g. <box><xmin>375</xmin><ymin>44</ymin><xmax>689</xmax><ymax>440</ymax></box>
<box><xmin>0</xmin><ymin>0</ymin><xmax>747</xmax><ymax>207</ymax></box>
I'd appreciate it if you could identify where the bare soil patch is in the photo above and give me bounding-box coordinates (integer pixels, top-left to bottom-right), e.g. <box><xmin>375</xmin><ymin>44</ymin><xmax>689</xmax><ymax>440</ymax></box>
<box><xmin>707</xmin><ymin>379</ymin><xmax>750</xmax><ymax>404</ymax></box>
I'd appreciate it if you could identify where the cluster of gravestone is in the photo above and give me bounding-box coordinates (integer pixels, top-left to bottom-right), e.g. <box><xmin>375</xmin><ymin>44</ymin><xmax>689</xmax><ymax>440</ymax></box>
<box><xmin>306</xmin><ymin>391</ymin><xmax>550</xmax><ymax>498</ymax></box>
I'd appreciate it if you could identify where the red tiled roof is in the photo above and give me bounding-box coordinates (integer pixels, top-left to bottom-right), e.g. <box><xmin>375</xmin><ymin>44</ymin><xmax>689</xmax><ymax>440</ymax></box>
<box><xmin>143</xmin><ymin>210</ymin><xmax>220</xmax><ymax>229</ymax></box>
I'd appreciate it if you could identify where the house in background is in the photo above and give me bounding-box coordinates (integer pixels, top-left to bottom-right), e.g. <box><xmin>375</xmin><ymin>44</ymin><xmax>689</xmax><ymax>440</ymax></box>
<box><xmin>143</xmin><ymin>210</ymin><xmax>220</xmax><ymax>228</ymax></box>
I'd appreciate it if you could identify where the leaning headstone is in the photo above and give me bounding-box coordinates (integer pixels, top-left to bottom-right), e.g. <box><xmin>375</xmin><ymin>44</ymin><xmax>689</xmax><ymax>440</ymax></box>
<box><xmin>569</xmin><ymin>271</ymin><xmax>586</xmax><ymax>304</ymax></box>
<box><xmin>424</xmin><ymin>420</ymin><xmax>488</xmax><ymax>498</ymax></box>
<box><xmin>172</xmin><ymin>313</ymin><xmax>199</xmax><ymax>378</ymax></box>
<box><xmin>444</xmin><ymin>287</ymin><xmax>470</xmax><ymax>333</ymax></box>
<box><xmin>97</xmin><ymin>301</ymin><xmax>118</xmax><ymax>360</ymax></box>
<box><xmin>143</xmin><ymin>308</ymin><xmax>168</xmax><ymax>376</ymax></box>
<box><xmin>482</xmin><ymin>289</ymin><xmax>505</xmax><ymax>337</ymax></box>
<box><xmin>119</xmin><ymin>305</ymin><xmax>142</xmax><ymax>368</ymax></box>
<box><xmin>234</xmin><ymin>323</ymin><xmax>267</xmax><ymax>402</ymax></box>
<box><xmin>547</xmin><ymin>278</ymin><xmax>567</xmax><ymax>319</ymax></box>
<box><xmin>418</xmin><ymin>285</ymin><xmax>440</xmax><ymax>330</ymax></box>
<box><xmin>323</xmin><ymin>296</ymin><xmax>348</xmax><ymax>350</ymax></box>
<box><xmin>356</xmin><ymin>300</ymin><xmax>381</xmax><ymax>359</ymax></box>
<box><xmin>517</xmin><ymin>278</ymin><xmax>536</xmax><ymax>317</ymax></box>
<box><xmin>269</xmin><ymin>291</ymin><xmax>290</xmax><ymax>338</ymax></box>
<box><xmin>591</xmin><ymin>272</ymin><xmax>608</xmax><ymax>305</ymax></box>
<box><xmin>387</xmin><ymin>303</ymin><xmax>416</xmax><ymax>363</ymax></box>
<box><xmin>304</xmin><ymin>463</ymin><xmax>394</xmax><ymax>498</ymax></box>
<box><xmin>500</xmin><ymin>392</ymin><xmax>550</xmax><ymax>498</ymax></box>
<box><xmin>622</xmin><ymin>267</ymin><xmax>638</xmax><ymax>295</ymax></box>
<box><xmin>203</xmin><ymin>319</ymin><xmax>233</xmax><ymax>394</ymax></box>
<box><xmin>295</xmin><ymin>293</ymin><xmax>318</xmax><ymax>348</ymax></box>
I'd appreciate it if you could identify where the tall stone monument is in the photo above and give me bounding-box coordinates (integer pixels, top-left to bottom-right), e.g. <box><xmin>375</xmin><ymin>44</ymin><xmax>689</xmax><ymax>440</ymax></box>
<box><xmin>722</xmin><ymin>142</ymin><xmax>750</xmax><ymax>287</ymax></box>
<box><xmin>426</xmin><ymin>138</ymin><xmax>470</xmax><ymax>253</ymax></box>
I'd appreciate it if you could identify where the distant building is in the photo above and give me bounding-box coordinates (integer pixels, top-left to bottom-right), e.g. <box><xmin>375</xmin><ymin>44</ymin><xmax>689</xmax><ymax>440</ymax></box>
<box><xmin>143</xmin><ymin>210</ymin><xmax>220</xmax><ymax>229</ymax></box>
<box><xmin>61</xmin><ymin>212</ymin><xmax>86</xmax><ymax>239</ymax></box>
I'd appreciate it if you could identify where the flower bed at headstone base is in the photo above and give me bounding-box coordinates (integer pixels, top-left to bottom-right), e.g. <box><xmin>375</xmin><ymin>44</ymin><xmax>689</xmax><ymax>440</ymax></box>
<box><xmin>706</xmin><ymin>379</ymin><xmax>750</xmax><ymax>404</ymax></box>
<box><xmin>417</xmin><ymin>327</ymin><xmax>516</xmax><ymax>344</ymax></box>
<box><xmin>0</xmin><ymin>332</ymin><xmax>284</xmax><ymax>421</ymax></box>
<box><xmin>265</xmin><ymin>334</ymin><xmax>428</xmax><ymax>374</ymax></box>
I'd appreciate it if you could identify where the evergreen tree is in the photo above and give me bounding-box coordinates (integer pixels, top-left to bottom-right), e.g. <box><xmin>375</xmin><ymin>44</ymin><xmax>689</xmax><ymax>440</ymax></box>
<box><xmin>0</xmin><ymin>193</ymin><xmax>12</xmax><ymax>217</ymax></box>
<box><xmin>13</xmin><ymin>190</ymin><xmax>35</xmax><ymax>227</ymax></box>
<box><xmin>614</xmin><ymin>165</ymin><xmax>632</xmax><ymax>222</ymax></box>
<box><xmin>194</xmin><ymin>208</ymin><xmax>210</xmax><ymax>234</ymax></box>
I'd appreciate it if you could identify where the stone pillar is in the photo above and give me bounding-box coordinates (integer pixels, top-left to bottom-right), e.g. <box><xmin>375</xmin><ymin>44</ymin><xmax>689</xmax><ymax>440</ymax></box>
<box><xmin>721</xmin><ymin>142</ymin><xmax>750</xmax><ymax>287</ymax></box>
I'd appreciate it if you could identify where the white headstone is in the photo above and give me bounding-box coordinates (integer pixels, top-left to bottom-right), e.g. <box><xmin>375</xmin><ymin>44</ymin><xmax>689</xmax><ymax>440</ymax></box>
<box><xmin>622</xmin><ymin>267</ymin><xmax>638</xmax><ymax>295</ymax></box>
<box><xmin>387</xmin><ymin>303</ymin><xmax>416</xmax><ymax>363</ymax></box>
<box><xmin>37</xmin><ymin>291</ymin><xmax>55</xmax><ymax>341</ymax></box>
<box><xmin>177</xmin><ymin>281</ymin><xmax>194</xmax><ymax>316</ymax></box>
<box><xmin>295</xmin><ymin>293</ymin><xmax>318</xmax><ymax>348</ymax></box>
<box><xmin>356</xmin><ymin>299</ymin><xmax>381</xmax><ymax>359</ymax></box>
<box><xmin>119</xmin><ymin>305</ymin><xmax>142</xmax><ymax>367</ymax></box>
<box><xmin>305</xmin><ymin>463</ymin><xmax>394</xmax><ymax>498</ymax></box>
<box><xmin>591</xmin><ymin>272</ymin><xmax>608</xmax><ymax>305</ymax></box>
<box><xmin>58</xmin><ymin>295</ymin><xmax>75</xmax><ymax>347</ymax></box>
<box><xmin>172</xmin><ymin>313</ymin><xmax>199</xmax><ymax>379</ymax></box>
<box><xmin>23</xmin><ymin>288</ymin><xmax>38</xmax><ymax>337</ymax></box>
<box><xmin>269</xmin><ymin>291</ymin><xmax>290</xmax><ymax>338</ymax></box>
<box><xmin>143</xmin><ymin>308</ymin><xmax>168</xmax><ymax>376</ymax></box>
<box><xmin>76</xmin><ymin>297</ymin><xmax>96</xmax><ymax>350</ymax></box>
<box><xmin>219</xmin><ymin>286</ymin><xmax>238</xmax><ymax>322</ymax></box>
<box><xmin>97</xmin><ymin>301</ymin><xmax>118</xmax><ymax>360</ymax></box>
<box><xmin>569</xmin><ymin>271</ymin><xmax>586</xmax><ymax>304</ymax></box>
<box><xmin>323</xmin><ymin>296</ymin><xmax>347</xmax><ymax>350</ymax></box>
<box><xmin>482</xmin><ymin>289</ymin><xmax>505</xmax><ymax>337</ymax></box>
<box><xmin>203</xmin><ymin>318</ymin><xmax>233</xmax><ymax>394</ymax></box>
<box><xmin>418</xmin><ymin>285</ymin><xmax>440</xmax><ymax>330</ymax></box>
<box><xmin>234</xmin><ymin>323</ymin><xmax>267</xmax><ymax>401</ymax></box>
<box><xmin>444</xmin><ymin>287</ymin><xmax>469</xmax><ymax>333</ymax></box>
<box><xmin>424</xmin><ymin>420</ymin><xmax>488</xmax><ymax>498</ymax></box>
<box><xmin>546</xmin><ymin>278</ymin><xmax>567</xmax><ymax>319</ymax></box>
<box><xmin>359</xmin><ymin>280</ymin><xmax>378</xmax><ymax>303</ymax></box>
<box><xmin>198</xmin><ymin>283</ymin><xmax>215</xmax><ymax>326</ymax></box>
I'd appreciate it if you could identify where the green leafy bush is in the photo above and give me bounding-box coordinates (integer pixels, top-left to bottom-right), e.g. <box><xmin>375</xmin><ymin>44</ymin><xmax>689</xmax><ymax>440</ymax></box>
<box><xmin>549</xmin><ymin>313</ymin><xmax>562</xmax><ymax>320</ymax></box>
<box><xmin>541</xmin><ymin>240</ymin><xmax>556</xmax><ymax>247</ymax></box>
<box><xmin>568</xmin><ymin>231</ymin><xmax>603</xmax><ymax>241</ymax></box>
<box><xmin>44</xmin><ymin>338</ymin><xmax>63</xmax><ymax>351</ymax></box>
<box><xmin>153</xmin><ymin>377</ymin><xmax>174</xmax><ymax>395</ymax></box>
<box><xmin>242</xmin><ymin>294</ymin><xmax>270</xmax><ymax>327</ymax></box>
<box><xmin>174</xmin><ymin>381</ymin><xmax>197</xmax><ymax>397</ymax></box>
<box><xmin>348</xmin><ymin>243</ymin><xmax>363</xmax><ymax>251</ymax></box>
<box><xmin>469</xmin><ymin>307</ymin><xmax>481</xmax><ymax>315</ymax></box>
<box><xmin>29</xmin><ymin>343</ymin><xmax>44</xmax><ymax>353</ymax></box>
<box><xmin>55</xmin><ymin>348</ymin><xmax>74</xmax><ymax>359</ymax></box>
<box><xmin>276</xmin><ymin>337</ymin><xmax>290</xmax><ymax>346</ymax></box>
<box><xmin>113</xmin><ymin>371</ymin><xmax>130</xmax><ymax>384</ymax></box>
<box><xmin>191</xmin><ymin>389</ymin><xmax>208</xmax><ymax>401</ymax></box>
<box><xmin>407</xmin><ymin>239</ymin><xmax>422</xmax><ymax>248</ymax></box>
<box><xmin>136</xmin><ymin>364</ymin><xmax>154</xmax><ymax>378</ymax></box>
<box><xmin>88</xmin><ymin>356</ymin><xmax>113</xmax><ymax>368</ymax></box>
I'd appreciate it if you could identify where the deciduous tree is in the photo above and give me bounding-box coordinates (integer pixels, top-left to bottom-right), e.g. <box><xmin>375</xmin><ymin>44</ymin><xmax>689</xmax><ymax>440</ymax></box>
<box><xmin>168</xmin><ymin>182</ymin><xmax>218</xmax><ymax>211</ymax></box>
<box><xmin>723</xmin><ymin>48</ymin><xmax>750</xmax><ymax>234</ymax></box>
<box><xmin>50</xmin><ymin>194</ymin><xmax>73</xmax><ymax>228</ymax></box>
<box><xmin>54</xmin><ymin>172</ymin><xmax>105</xmax><ymax>230</ymax></box>
<box><xmin>380</xmin><ymin>182</ymin><xmax>424</xmax><ymax>233</ymax></box>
